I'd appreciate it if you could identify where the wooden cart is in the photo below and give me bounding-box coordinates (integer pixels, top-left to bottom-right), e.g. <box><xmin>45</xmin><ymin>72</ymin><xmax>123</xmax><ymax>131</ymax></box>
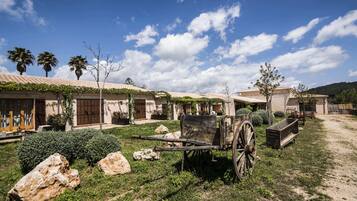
<box><xmin>134</xmin><ymin>115</ymin><xmax>257</xmax><ymax>179</ymax></box>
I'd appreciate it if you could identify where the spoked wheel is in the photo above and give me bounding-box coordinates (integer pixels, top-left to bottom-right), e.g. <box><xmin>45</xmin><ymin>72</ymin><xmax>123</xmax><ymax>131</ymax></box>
<box><xmin>232</xmin><ymin>120</ymin><xmax>257</xmax><ymax>179</ymax></box>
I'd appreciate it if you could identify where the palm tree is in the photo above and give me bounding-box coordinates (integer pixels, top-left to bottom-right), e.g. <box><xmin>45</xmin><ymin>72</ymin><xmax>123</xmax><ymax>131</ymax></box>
<box><xmin>7</xmin><ymin>47</ymin><xmax>35</xmax><ymax>75</ymax></box>
<box><xmin>37</xmin><ymin>51</ymin><xmax>58</xmax><ymax>77</ymax></box>
<box><xmin>68</xmin><ymin>56</ymin><xmax>88</xmax><ymax>80</ymax></box>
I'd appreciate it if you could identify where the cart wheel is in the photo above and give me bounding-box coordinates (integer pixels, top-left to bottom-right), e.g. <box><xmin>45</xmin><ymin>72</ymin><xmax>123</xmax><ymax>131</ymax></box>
<box><xmin>232</xmin><ymin>120</ymin><xmax>256</xmax><ymax>179</ymax></box>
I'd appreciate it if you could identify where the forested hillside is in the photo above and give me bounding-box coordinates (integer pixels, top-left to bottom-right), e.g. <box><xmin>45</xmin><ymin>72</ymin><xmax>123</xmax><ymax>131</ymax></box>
<box><xmin>309</xmin><ymin>81</ymin><xmax>357</xmax><ymax>104</ymax></box>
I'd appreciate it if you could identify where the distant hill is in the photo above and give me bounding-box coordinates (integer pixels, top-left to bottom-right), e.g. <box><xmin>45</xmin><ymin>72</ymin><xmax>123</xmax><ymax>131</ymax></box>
<box><xmin>309</xmin><ymin>81</ymin><xmax>357</xmax><ymax>105</ymax></box>
<box><xmin>308</xmin><ymin>81</ymin><xmax>357</xmax><ymax>97</ymax></box>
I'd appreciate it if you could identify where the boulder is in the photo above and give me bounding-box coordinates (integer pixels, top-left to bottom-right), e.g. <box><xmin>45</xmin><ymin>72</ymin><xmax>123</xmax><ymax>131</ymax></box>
<box><xmin>133</xmin><ymin>149</ymin><xmax>160</xmax><ymax>161</ymax></box>
<box><xmin>8</xmin><ymin>153</ymin><xmax>80</xmax><ymax>201</ymax></box>
<box><xmin>154</xmin><ymin>125</ymin><xmax>169</xmax><ymax>134</ymax></box>
<box><xmin>98</xmin><ymin>151</ymin><xmax>131</xmax><ymax>176</ymax></box>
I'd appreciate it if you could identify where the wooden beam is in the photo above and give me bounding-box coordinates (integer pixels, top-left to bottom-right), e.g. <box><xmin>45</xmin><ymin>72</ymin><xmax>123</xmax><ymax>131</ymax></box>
<box><xmin>154</xmin><ymin>145</ymin><xmax>220</xmax><ymax>152</ymax></box>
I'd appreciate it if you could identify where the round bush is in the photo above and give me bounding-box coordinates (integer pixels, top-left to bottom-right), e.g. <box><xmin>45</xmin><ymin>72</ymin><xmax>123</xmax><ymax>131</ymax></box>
<box><xmin>251</xmin><ymin>113</ymin><xmax>263</xmax><ymax>127</ymax></box>
<box><xmin>85</xmin><ymin>134</ymin><xmax>120</xmax><ymax>165</ymax></box>
<box><xmin>47</xmin><ymin>114</ymin><xmax>66</xmax><ymax>131</ymax></box>
<box><xmin>274</xmin><ymin>111</ymin><xmax>285</xmax><ymax>118</ymax></box>
<box><xmin>236</xmin><ymin>108</ymin><xmax>252</xmax><ymax>116</ymax></box>
<box><xmin>256</xmin><ymin>110</ymin><xmax>269</xmax><ymax>124</ymax></box>
<box><xmin>17</xmin><ymin>129</ymin><xmax>99</xmax><ymax>173</ymax></box>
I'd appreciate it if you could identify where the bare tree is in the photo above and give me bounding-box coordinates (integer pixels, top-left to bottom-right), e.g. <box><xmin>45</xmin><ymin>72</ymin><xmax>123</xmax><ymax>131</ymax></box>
<box><xmin>85</xmin><ymin>43</ymin><xmax>123</xmax><ymax>131</ymax></box>
<box><xmin>253</xmin><ymin>63</ymin><xmax>284</xmax><ymax>125</ymax></box>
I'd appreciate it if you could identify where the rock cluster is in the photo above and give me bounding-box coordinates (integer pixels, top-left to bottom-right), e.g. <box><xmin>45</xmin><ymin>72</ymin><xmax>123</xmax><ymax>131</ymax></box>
<box><xmin>133</xmin><ymin>149</ymin><xmax>160</xmax><ymax>161</ymax></box>
<box><xmin>8</xmin><ymin>153</ymin><xmax>80</xmax><ymax>201</ymax></box>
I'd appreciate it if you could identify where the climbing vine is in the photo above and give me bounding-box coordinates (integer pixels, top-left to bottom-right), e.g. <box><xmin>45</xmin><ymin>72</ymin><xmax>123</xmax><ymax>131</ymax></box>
<box><xmin>128</xmin><ymin>93</ymin><xmax>134</xmax><ymax>124</ymax></box>
<box><xmin>0</xmin><ymin>82</ymin><xmax>154</xmax><ymax>96</ymax></box>
<box><xmin>62</xmin><ymin>92</ymin><xmax>74</xmax><ymax>128</ymax></box>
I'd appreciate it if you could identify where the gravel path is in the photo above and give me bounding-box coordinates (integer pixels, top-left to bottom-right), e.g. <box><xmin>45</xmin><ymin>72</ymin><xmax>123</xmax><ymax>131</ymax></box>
<box><xmin>318</xmin><ymin>115</ymin><xmax>357</xmax><ymax>201</ymax></box>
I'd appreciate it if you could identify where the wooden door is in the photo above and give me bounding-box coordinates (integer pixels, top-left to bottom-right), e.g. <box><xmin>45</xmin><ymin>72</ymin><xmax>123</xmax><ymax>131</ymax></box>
<box><xmin>77</xmin><ymin>99</ymin><xmax>103</xmax><ymax>125</ymax></box>
<box><xmin>134</xmin><ymin>99</ymin><xmax>146</xmax><ymax>119</ymax></box>
<box><xmin>35</xmin><ymin>99</ymin><xmax>46</xmax><ymax>129</ymax></box>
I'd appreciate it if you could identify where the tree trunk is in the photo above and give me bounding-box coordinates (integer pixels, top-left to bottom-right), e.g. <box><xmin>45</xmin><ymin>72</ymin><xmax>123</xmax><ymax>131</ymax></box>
<box><xmin>45</xmin><ymin>71</ymin><xmax>48</xmax><ymax>77</ymax></box>
<box><xmin>99</xmin><ymin>87</ymin><xmax>103</xmax><ymax>131</ymax></box>
<box><xmin>267</xmin><ymin>96</ymin><xmax>273</xmax><ymax>126</ymax></box>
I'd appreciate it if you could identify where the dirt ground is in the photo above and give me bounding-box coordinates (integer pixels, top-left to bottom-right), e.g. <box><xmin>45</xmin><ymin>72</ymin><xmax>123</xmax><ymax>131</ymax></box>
<box><xmin>317</xmin><ymin>115</ymin><xmax>357</xmax><ymax>201</ymax></box>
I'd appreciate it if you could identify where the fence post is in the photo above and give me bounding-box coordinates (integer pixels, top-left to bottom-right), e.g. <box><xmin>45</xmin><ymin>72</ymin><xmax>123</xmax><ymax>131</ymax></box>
<box><xmin>9</xmin><ymin>111</ymin><xmax>13</xmax><ymax>131</ymax></box>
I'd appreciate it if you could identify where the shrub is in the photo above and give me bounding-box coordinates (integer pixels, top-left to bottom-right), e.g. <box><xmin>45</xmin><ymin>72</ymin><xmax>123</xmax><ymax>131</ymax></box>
<box><xmin>85</xmin><ymin>134</ymin><xmax>120</xmax><ymax>165</ymax></box>
<box><xmin>251</xmin><ymin>113</ymin><xmax>263</xmax><ymax>127</ymax></box>
<box><xmin>47</xmin><ymin>114</ymin><xmax>66</xmax><ymax>131</ymax></box>
<box><xmin>236</xmin><ymin>108</ymin><xmax>252</xmax><ymax>116</ymax></box>
<box><xmin>274</xmin><ymin>111</ymin><xmax>285</xmax><ymax>118</ymax></box>
<box><xmin>17</xmin><ymin>129</ymin><xmax>99</xmax><ymax>173</ymax></box>
<box><xmin>256</xmin><ymin>110</ymin><xmax>269</xmax><ymax>124</ymax></box>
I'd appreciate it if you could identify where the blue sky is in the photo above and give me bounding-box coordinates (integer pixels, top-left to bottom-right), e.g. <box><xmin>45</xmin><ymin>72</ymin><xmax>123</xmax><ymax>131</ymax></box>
<box><xmin>0</xmin><ymin>0</ymin><xmax>357</xmax><ymax>93</ymax></box>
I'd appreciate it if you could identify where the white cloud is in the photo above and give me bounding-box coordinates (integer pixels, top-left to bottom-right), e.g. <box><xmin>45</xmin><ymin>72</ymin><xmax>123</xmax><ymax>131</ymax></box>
<box><xmin>53</xmin><ymin>48</ymin><xmax>264</xmax><ymax>93</ymax></box>
<box><xmin>349</xmin><ymin>69</ymin><xmax>357</xmax><ymax>77</ymax></box>
<box><xmin>154</xmin><ymin>32</ymin><xmax>209</xmax><ymax>61</ymax></box>
<box><xmin>0</xmin><ymin>54</ymin><xmax>7</xmax><ymax>65</ymax></box>
<box><xmin>0</xmin><ymin>0</ymin><xmax>46</xmax><ymax>26</ymax></box>
<box><xmin>283</xmin><ymin>18</ymin><xmax>320</xmax><ymax>43</ymax></box>
<box><xmin>188</xmin><ymin>5</ymin><xmax>240</xmax><ymax>40</ymax></box>
<box><xmin>0</xmin><ymin>37</ymin><xmax>5</xmax><ymax>48</ymax></box>
<box><xmin>314</xmin><ymin>10</ymin><xmax>357</xmax><ymax>44</ymax></box>
<box><xmin>125</xmin><ymin>25</ymin><xmax>158</xmax><ymax>47</ymax></box>
<box><xmin>165</xmin><ymin>17</ymin><xmax>182</xmax><ymax>32</ymax></box>
<box><xmin>271</xmin><ymin>45</ymin><xmax>347</xmax><ymax>73</ymax></box>
<box><xmin>0</xmin><ymin>66</ymin><xmax>10</xmax><ymax>73</ymax></box>
<box><xmin>215</xmin><ymin>33</ymin><xmax>278</xmax><ymax>58</ymax></box>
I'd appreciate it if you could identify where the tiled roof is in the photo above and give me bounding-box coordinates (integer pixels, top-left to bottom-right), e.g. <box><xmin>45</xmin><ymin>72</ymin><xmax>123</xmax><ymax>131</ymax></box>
<box><xmin>168</xmin><ymin>91</ymin><xmax>207</xmax><ymax>99</ymax></box>
<box><xmin>231</xmin><ymin>95</ymin><xmax>266</xmax><ymax>103</ymax></box>
<box><xmin>239</xmin><ymin>87</ymin><xmax>292</xmax><ymax>93</ymax></box>
<box><xmin>0</xmin><ymin>73</ymin><xmax>148</xmax><ymax>91</ymax></box>
<box><xmin>206</xmin><ymin>93</ymin><xmax>266</xmax><ymax>103</ymax></box>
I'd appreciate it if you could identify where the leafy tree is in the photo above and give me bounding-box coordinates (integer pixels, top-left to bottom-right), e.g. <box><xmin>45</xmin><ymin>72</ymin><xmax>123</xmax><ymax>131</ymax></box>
<box><xmin>68</xmin><ymin>56</ymin><xmax>88</xmax><ymax>80</ymax></box>
<box><xmin>124</xmin><ymin>77</ymin><xmax>135</xmax><ymax>85</ymax></box>
<box><xmin>335</xmin><ymin>88</ymin><xmax>357</xmax><ymax>105</ymax></box>
<box><xmin>253</xmin><ymin>63</ymin><xmax>284</xmax><ymax>125</ymax></box>
<box><xmin>7</xmin><ymin>47</ymin><xmax>35</xmax><ymax>75</ymax></box>
<box><xmin>292</xmin><ymin>83</ymin><xmax>312</xmax><ymax>116</ymax></box>
<box><xmin>37</xmin><ymin>51</ymin><xmax>58</xmax><ymax>77</ymax></box>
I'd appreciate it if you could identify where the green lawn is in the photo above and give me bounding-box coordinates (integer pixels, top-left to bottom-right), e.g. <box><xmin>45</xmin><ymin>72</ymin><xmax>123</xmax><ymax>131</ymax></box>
<box><xmin>0</xmin><ymin>119</ymin><xmax>332</xmax><ymax>201</ymax></box>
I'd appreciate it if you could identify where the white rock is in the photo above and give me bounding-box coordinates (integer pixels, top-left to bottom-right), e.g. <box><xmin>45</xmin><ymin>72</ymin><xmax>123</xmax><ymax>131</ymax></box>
<box><xmin>133</xmin><ymin>149</ymin><xmax>160</xmax><ymax>161</ymax></box>
<box><xmin>163</xmin><ymin>131</ymin><xmax>181</xmax><ymax>147</ymax></box>
<box><xmin>154</xmin><ymin>125</ymin><xmax>169</xmax><ymax>134</ymax></box>
<box><xmin>8</xmin><ymin>153</ymin><xmax>80</xmax><ymax>201</ymax></box>
<box><xmin>98</xmin><ymin>151</ymin><xmax>131</xmax><ymax>176</ymax></box>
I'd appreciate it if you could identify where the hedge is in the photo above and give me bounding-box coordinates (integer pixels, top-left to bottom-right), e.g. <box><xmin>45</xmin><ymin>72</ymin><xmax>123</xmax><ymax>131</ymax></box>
<box><xmin>17</xmin><ymin>129</ymin><xmax>118</xmax><ymax>173</ymax></box>
<box><xmin>85</xmin><ymin>134</ymin><xmax>121</xmax><ymax>165</ymax></box>
<box><xmin>255</xmin><ymin>110</ymin><xmax>269</xmax><ymax>124</ymax></box>
<box><xmin>251</xmin><ymin>113</ymin><xmax>263</xmax><ymax>127</ymax></box>
<box><xmin>274</xmin><ymin>111</ymin><xmax>285</xmax><ymax>118</ymax></box>
<box><xmin>236</xmin><ymin>108</ymin><xmax>252</xmax><ymax>116</ymax></box>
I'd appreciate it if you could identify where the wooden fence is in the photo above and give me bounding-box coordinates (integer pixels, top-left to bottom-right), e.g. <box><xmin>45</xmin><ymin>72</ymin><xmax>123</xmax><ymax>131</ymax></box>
<box><xmin>328</xmin><ymin>103</ymin><xmax>354</xmax><ymax>114</ymax></box>
<box><xmin>0</xmin><ymin>109</ymin><xmax>35</xmax><ymax>132</ymax></box>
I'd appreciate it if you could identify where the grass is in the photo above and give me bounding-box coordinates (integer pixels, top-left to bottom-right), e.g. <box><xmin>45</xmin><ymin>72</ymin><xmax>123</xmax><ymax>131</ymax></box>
<box><xmin>0</xmin><ymin>119</ymin><xmax>332</xmax><ymax>201</ymax></box>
